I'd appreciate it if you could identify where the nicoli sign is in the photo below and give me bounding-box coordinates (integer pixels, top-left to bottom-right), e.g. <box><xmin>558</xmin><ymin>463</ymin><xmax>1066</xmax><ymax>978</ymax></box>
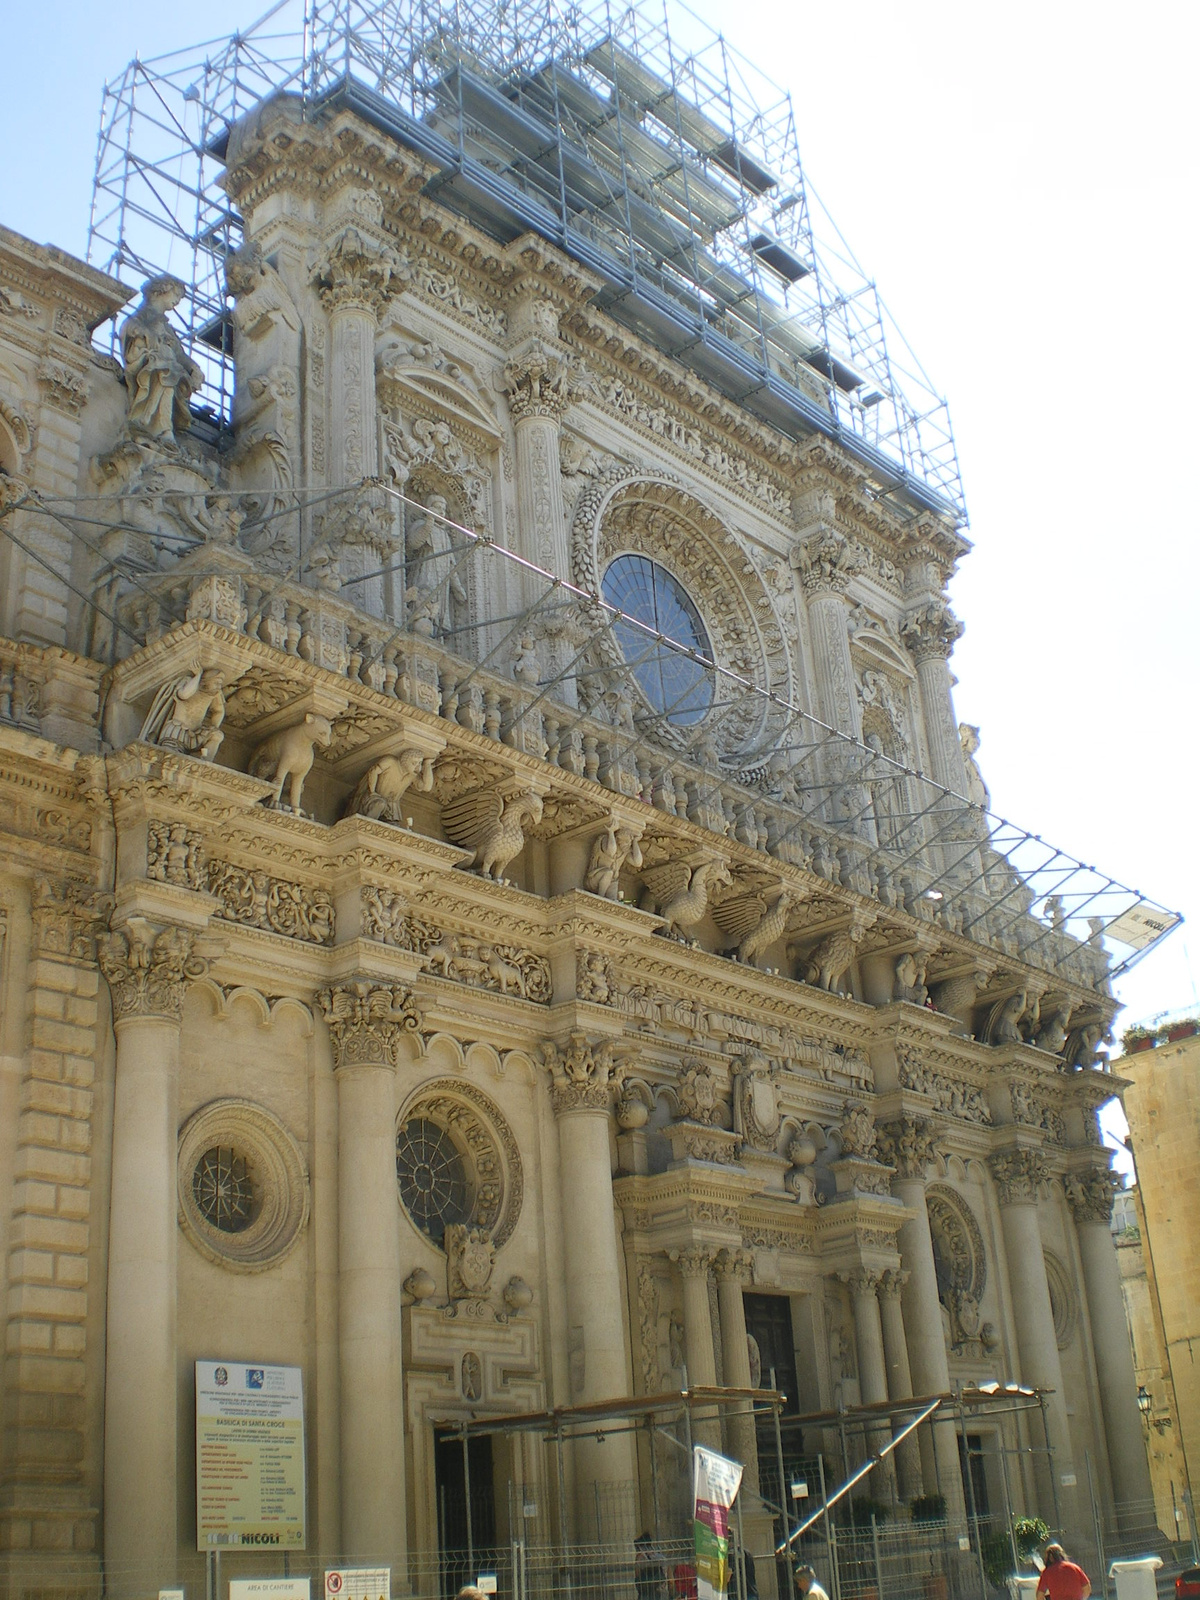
<box><xmin>196</xmin><ymin>1361</ymin><xmax>306</xmax><ymax>1549</ymax></box>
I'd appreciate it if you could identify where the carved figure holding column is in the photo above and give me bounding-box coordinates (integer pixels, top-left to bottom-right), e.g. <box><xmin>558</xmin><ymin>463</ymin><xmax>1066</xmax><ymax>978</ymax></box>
<box><xmin>120</xmin><ymin>275</ymin><xmax>204</xmax><ymax>444</ymax></box>
<box><xmin>139</xmin><ymin>662</ymin><xmax>227</xmax><ymax>761</ymax></box>
<box><xmin>347</xmin><ymin>748</ymin><xmax>436</xmax><ymax>823</ymax></box>
<box><xmin>585</xmin><ymin>814</ymin><xmax>644</xmax><ymax>900</ymax></box>
<box><xmin>248</xmin><ymin>712</ymin><xmax>334</xmax><ymax>814</ymax></box>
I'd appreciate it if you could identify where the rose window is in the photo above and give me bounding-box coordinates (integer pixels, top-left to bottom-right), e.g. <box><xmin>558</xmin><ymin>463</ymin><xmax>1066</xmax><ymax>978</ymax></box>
<box><xmin>601</xmin><ymin>554</ymin><xmax>714</xmax><ymax>725</ymax></box>
<box><xmin>396</xmin><ymin>1117</ymin><xmax>472</xmax><ymax>1243</ymax></box>
<box><xmin>192</xmin><ymin>1146</ymin><xmax>256</xmax><ymax>1234</ymax></box>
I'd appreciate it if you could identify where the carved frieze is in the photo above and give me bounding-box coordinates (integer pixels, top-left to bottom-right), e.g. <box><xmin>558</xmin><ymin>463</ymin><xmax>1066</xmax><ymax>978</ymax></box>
<box><xmin>207</xmin><ymin>860</ymin><xmax>335</xmax><ymax>945</ymax></box>
<box><xmin>896</xmin><ymin>1044</ymin><xmax>991</xmax><ymax>1125</ymax></box>
<box><xmin>576</xmin><ymin>948</ymin><xmax>617</xmax><ymax>1005</ymax></box>
<box><xmin>147</xmin><ymin>821</ymin><xmax>205</xmax><ymax>890</ymax></box>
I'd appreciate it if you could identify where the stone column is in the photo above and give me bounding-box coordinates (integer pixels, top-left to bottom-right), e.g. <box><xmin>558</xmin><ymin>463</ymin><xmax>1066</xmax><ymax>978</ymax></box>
<box><xmin>716</xmin><ymin>1249</ymin><xmax>758</xmax><ymax>1483</ymax></box>
<box><xmin>1066</xmin><ymin>1167</ymin><xmax>1156</xmax><ymax>1524</ymax></box>
<box><xmin>316</xmin><ymin>979</ymin><xmax>420</xmax><ymax>1571</ymax></box>
<box><xmin>791</xmin><ymin>509</ymin><xmax>862</xmax><ymax>741</ymax></box>
<box><xmin>877</xmin><ymin>1118</ymin><xmax>966</xmax><ymax>1519</ymax></box>
<box><xmin>544</xmin><ymin>1033</ymin><xmax>637</xmax><ymax>1512</ymax></box>
<box><xmin>989</xmin><ymin>1150</ymin><xmax>1077</xmax><ymax>1527</ymax></box>
<box><xmin>679</xmin><ymin>1247</ymin><xmax>720</xmax><ymax>1449</ymax></box>
<box><xmin>847</xmin><ymin>1270</ymin><xmax>898</xmax><ymax>1501</ymax></box>
<box><xmin>98</xmin><ymin>920</ymin><xmax>206</xmax><ymax>1600</ymax></box>
<box><xmin>878</xmin><ymin>1268</ymin><xmax>922</xmax><ymax>1501</ymax></box>
<box><xmin>900</xmin><ymin>601</ymin><xmax>968</xmax><ymax>795</ymax></box>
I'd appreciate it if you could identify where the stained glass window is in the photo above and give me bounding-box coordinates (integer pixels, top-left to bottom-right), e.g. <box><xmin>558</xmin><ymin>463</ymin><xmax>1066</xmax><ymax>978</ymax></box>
<box><xmin>601</xmin><ymin>554</ymin><xmax>714</xmax><ymax>725</ymax></box>
<box><xmin>396</xmin><ymin>1117</ymin><xmax>471</xmax><ymax>1241</ymax></box>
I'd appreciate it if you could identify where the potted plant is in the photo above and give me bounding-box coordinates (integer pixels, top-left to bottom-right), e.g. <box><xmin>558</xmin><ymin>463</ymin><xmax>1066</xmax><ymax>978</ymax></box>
<box><xmin>1122</xmin><ymin>1027</ymin><xmax>1157</xmax><ymax>1054</ymax></box>
<box><xmin>1166</xmin><ymin>1018</ymin><xmax>1199</xmax><ymax>1042</ymax></box>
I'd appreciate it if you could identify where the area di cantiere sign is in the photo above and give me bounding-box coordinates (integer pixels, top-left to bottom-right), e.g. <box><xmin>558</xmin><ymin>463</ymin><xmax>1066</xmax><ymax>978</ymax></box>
<box><xmin>196</xmin><ymin>1361</ymin><xmax>306</xmax><ymax>1550</ymax></box>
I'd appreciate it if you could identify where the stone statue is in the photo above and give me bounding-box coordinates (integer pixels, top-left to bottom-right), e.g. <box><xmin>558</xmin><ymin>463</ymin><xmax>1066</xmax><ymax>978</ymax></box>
<box><xmin>584</xmin><ymin>815</ymin><xmax>644</xmax><ymax>900</ymax></box>
<box><xmin>441</xmin><ymin>786</ymin><xmax>544</xmax><ymax>881</ymax></box>
<box><xmin>893</xmin><ymin>950</ymin><xmax>928</xmax><ymax>1006</ymax></box>
<box><xmin>248</xmin><ymin>712</ymin><xmax>335</xmax><ymax>814</ymax></box>
<box><xmin>958</xmin><ymin>723</ymin><xmax>991</xmax><ymax>811</ymax></box>
<box><xmin>983</xmin><ymin>988</ymin><xmax>1028</xmax><ymax>1046</ymax></box>
<box><xmin>347</xmin><ymin>749</ymin><xmax>436</xmax><ymax>823</ymax></box>
<box><xmin>139</xmin><ymin>664</ymin><xmax>227</xmax><ymax>761</ymax></box>
<box><xmin>1034</xmin><ymin>1004</ymin><xmax>1072</xmax><ymax>1057</ymax></box>
<box><xmin>406</xmin><ymin>493</ymin><xmax>465</xmax><ymax>635</ymax></box>
<box><xmin>119</xmin><ymin>276</ymin><xmax>205</xmax><ymax>444</ymax></box>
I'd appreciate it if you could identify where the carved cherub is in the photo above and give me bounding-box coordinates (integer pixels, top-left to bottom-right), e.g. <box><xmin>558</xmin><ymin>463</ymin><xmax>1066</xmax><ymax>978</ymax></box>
<box><xmin>584</xmin><ymin>815</ymin><xmax>644</xmax><ymax>900</ymax></box>
<box><xmin>139</xmin><ymin>663</ymin><xmax>227</xmax><ymax>761</ymax></box>
<box><xmin>347</xmin><ymin>749</ymin><xmax>436</xmax><ymax>823</ymax></box>
<box><xmin>442</xmin><ymin>786</ymin><xmax>544</xmax><ymax>881</ymax></box>
<box><xmin>248</xmin><ymin>712</ymin><xmax>334</xmax><ymax>813</ymax></box>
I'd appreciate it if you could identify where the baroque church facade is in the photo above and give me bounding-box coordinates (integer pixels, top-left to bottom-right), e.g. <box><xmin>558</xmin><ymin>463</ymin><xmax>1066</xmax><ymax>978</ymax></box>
<box><xmin>0</xmin><ymin>51</ymin><xmax>1157</xmax><ymax>1600</ymax></box>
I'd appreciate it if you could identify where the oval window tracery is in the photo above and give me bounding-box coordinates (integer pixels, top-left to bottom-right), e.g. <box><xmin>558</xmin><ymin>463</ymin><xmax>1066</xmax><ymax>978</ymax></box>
<box><xmin>395</xmin><ymin>1116</ymin><xmax>473</xmax><ymax>1243</ymax></box>
<box><xmin>601</xmin><ymin>553</ymin><xmax>714</xmax><ymax>725</ymax></box>
<box><xmin>193</xmin><ymin>1146</ymin><xmax>257</xmax><ymax>1234</ymax></box>
<box><xmin>395</xmin><ymin>1080</ymin><xmax>523</xmax><ymax>1251</ymax></box>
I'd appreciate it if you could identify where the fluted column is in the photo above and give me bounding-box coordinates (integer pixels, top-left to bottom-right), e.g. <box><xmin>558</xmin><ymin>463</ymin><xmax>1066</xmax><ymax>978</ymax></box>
<box><xmin>878</xmin><ymin>1119</ymin><xmax>966</xmax><ymax>1519</ymax></box>
<box><xmin>847</xmin><ymin>1270</ymin><xmax>898</xmax><ymax>1501</ymax></box>
<box><xmin>900</xmin><ymin>601</ymin><xmax>968</xmax><ymax>794</ymax></box>
<box><xmin>878</xmin><ymin>1269</ymin><xmax>922</xmax><ymax>1500</ymax></box>
<box><xmin>317</xmin><ymin>979</ymin><xmax>419</xmax><ymax>1571</ymax></box>
<box><xmin>543</xmin><ymin>1033</ymin><xmax>637</xmax><ymax>1504</ymax></box>
<box><xmin>791</xmin><ymin>511</ymin><xmax>862</xmax><ymax>741</ymax></box>
<box><xmin>989</xmin><ymin>1149</ymin><xmax>1077</xmax><ymax>1527</ymax></box>
<box><xmin>98</xmin><ymin>920</ymin><xmax>207</xmax><ymax>1600</ymax></box>
<box><xmin>716</xmin><ymin>1249</ymin><xmax>758</xmax><ymax>1485</ymax></box>
<box><xmin>1066</xmin><ymin>1167</ymin><xmax>1156</xmax><ymax>1524</ymax></box>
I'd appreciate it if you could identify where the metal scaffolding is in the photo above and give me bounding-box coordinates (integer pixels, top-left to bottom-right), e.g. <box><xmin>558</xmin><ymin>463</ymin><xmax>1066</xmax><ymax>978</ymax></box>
<box><xmin>87</xmin><ymin>0</ymin><xmax>964</xmax><ymax>518</ymax></box>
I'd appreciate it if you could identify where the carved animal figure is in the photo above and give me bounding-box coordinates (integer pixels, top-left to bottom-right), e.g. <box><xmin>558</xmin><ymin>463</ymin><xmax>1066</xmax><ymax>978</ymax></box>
<box><xmin>640</xmin><ymin>856</ymin><xmax>733</xmax><ymax>942</ymax></box>
<box><xmin>799</xmin><ymin>914</ymin><xmax>874</xmax><ymax>994</ymax></box>
<box><xmin>348</xmin><ymin>749</ymin><xmax>436</xmax><ymax>822</ymax></box>
<box><xmin>418</xmin><ymin>928</ymin><xmax>458</xmax><ymax>978</ymax></box>
<box><xmin>442</xmin><ymin>786</ymin><xmax>544</xmax><ymax>881</ymax></box>
<box><xmin>479</xmin><ymin>945</ymin><xmax>526</xmax><ymax>998</ymax></box>
<box><xmin>248</xmin><ymin>712</ymin><xmax>334</xmax><ymax>814</ymax></box>
<box><xmin>712</xmin><ymin>884</ymin><xmax>798</xmax><ymax>967</ymax></box>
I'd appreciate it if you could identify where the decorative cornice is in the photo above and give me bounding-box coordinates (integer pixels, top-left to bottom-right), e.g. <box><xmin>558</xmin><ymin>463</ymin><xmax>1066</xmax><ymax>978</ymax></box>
<box><xmin>315</xmin><ymin>978</ymin><xmax>423</xmax><ymax>1068</ymax></box>
<box><xmin>988</xmin><ymin>1147</ymin><xmax>1049</xmax><ymax>1207</ymax></box>
<box><xmin>97</xmin><ymin>917</ymin><xmax>207</xmax><ymax>1022</ymax></box>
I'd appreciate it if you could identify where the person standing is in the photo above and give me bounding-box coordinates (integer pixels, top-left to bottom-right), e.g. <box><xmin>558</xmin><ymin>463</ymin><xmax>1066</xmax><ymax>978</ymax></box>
<box><xmin>1036</xmin><ymin>1545</ymin><xmax>1092</xmax><ymax>1600</ymax></box>
<box><xmin>794</xmin><ymin>1565</ymin><xmax>831</xmax><ymax>1600</ymax></box>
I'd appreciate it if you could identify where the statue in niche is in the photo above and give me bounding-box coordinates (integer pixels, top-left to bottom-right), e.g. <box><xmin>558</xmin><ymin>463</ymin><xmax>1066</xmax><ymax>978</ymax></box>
<box><xmin>959</xmin><ymin>723</ymin><xmax>991</xmax><ymax>811</ymax></box>
<box><xmin>405</xmin><ymin>493</ymin><xmax>466</xmax><ymax>635</ymax></box>
<box><xmin>139</xmin><ymin>663</ymin><xmax>227</xmax><ymax>760</ymax></box>
<box><xmin>119</xmin><ymin>276</ymin><xmax>205</xmax><ymax>445</ymax></box>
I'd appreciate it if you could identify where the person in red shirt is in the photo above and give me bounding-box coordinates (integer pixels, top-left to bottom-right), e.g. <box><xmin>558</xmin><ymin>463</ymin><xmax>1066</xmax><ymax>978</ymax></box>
<box><xmin>1037</xmin><ymin>1545</ymin><xmax>1091</xmax><ymax>1600</ymax></box>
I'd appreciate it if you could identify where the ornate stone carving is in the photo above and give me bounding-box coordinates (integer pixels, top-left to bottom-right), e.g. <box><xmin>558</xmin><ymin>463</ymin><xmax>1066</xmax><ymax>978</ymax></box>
<box><xmin>901</xmin><ymin>600</ymin><xmax>964</xmax><ymax>663</ymax></box>
<box><xmin>797</xmin><ymin>910</ymin><xmax>875</xmax><ymax>994</ymax></box>
<box><xmin>206</xmin><ymin>860</ymin><xmax>335</xmax><ymax>945</ymax></box>
<box><xmin>542</xmin><ymin>1031</ymin><xmax>624</xmax><ymax>1113</ymax></box>
<box><xmin>97</xmin><ymin>919</ymin><xmax>207</xmax><ymax>1022</ymax></box>
<box><xmin>988</xmin><ymin>1148</ymin><xmax>1049</xmax><ymax>1206</ymax></box>
<box><xmin>639</xmin><ymin>854</ymin><xmax>732</xmax><ymax>942</ymax></box>
<box><xmin>400</xmin><ymin>1079</ymin><xmax>522</xmax><ymax>1245</ymax></box>
<box><xmin>177</xmin><ymin>1098</ymin><xmax>310</xmax><ymax>1272</ymax></box>
<box><xmin>361</xmin><ymin>884</ymin><xmax>413</xmax><ymax>947</ymax></box>
<box><xmin>247</xmin><ymin>712</ymin><xmax>335</xmax><ymax>815</ymax></box>
<box><xmin>445</xmin><ymin>1222</ymin><xmax>496</xmax><ymax>1302</ymax></box>
<box><xmin>503</xmin><ymin>336</ymin><xmax>572</xmax><ymax>422</ymax></box>
<box><xmin>675</xmin><ymin>1057</ymin><xmax>725</xmax><ymax>1126</ymax></box>
<box><xmin>584</xmin><ymin>814</ymin><xmax>644</xmax><ymax>900</ymax></box>
<box><xmin>576</xmin><ymin>948</ymin><xmax>616</xmax><ymax>1005</ymax></box>
<box><xmin>30</xmin><ymin>877</ymin><xmax>110</xmax><ymax>961</ymax></box>
<box><xmin>410</xmin><ymin>921</ymin><xmax>551</xmax><ymax>1003</ymax></box>
<box><xmin>313</xmin><ymin>227</ymin><xmax>403</xmax><ymax>317</ymax></box>
<box><xmin>118</xmin><ymin>275</ymin><xmax>204</xmax><ymax>445</ymax></box>
<box><xmin>37</xmin><ymin>360</ymin><xmax>89</xmax><ymax>415</ymax></box>
<box><xmin>732</xmin><ymin>1052</ymin><xmax>783</xmax><ymax>1150</ymax></box>
<box><xmin>713</xmin><ymin>885</ymin><xmax>797</xmax><ymax>967</ymax></box>
<box><xmin>839</xmin><ymin>1101</ymin><xmax>878</xmax><ymax>1161</ymax></box>
<box><xmin>147</xmin><ymin>821</ymin><xmax>205</xmax><ymax>890</ymax></box>
<box><xmin>139</xmin><ymin>664</ymin><xmax>227</xmax><ymax>761</ymax></box>
<box><xmin>896</xmin><ymin>1045</ymin><xmax>992</xmax><ymax>1124</ymax></box>
<box><xmin>715</xmin><ymin>1247</ymin><xmax>753</xmax><ymax>1286</ymax></box>
<box><xmin>636</xmin><ymin>1261</ymin><xmax>659</xmax><ymax>1393</ymax></box>
<box><xmin>347</xmin><ymin>749</ymin><xmax>437</xmax><ymax>822</ymax></box>
<box><xmin>893</xmin><ymin>951</ymin><xmax>929</xmax><ymax>1006</ymax></box>
<box><xmin>316</xmin><ymin>979</ymin><xmax>423</xmax><ymax>1068</ymax></box>
<box><xmin>791</xmin><ymin>526</ymin><xmax>862</xmax><ymax>596</ymax></box>
<box><xmin>876</xmin><ymin>1117</ymin><xmax>938</xmax><ymax>1180</ymax></box>
<box><xmin>676</xmin><ymin>1245</ymin><xmax>718</xmax><ymax>1279</ymax></box>
<box><xmin>1064</xmin><ymin>1167</ymin><xmax>1120</xmax><ymax>1225</ymax></box>
<box><xmin>983</xmin><ymin>988</ymin><xmax>1033</xmax><ymax>1045</ymax></box>
<box><xmin>441</xmin><ymin>785</ymin><xmax>544</xmax><ymax>881</ymax></box>
<box><xmin>878</xmin><ymin>1267</ymin><xmax>908</xmax><ymax>1301</ymax></box>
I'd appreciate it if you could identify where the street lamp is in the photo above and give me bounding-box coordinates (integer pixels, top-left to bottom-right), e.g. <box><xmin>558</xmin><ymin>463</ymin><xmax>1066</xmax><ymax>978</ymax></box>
<box><xmin>1137</xmin><ymin>1385</ymin><xmax>1151</xmax><ymax>1418</ymax></box>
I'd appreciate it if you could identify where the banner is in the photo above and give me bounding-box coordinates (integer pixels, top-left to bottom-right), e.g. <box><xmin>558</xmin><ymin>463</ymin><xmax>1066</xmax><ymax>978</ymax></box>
<box><xmin>196</xmin><ymin>1361</ymin><xmax>306</xmax><ymax>1550</ymax></box>
<box><xmin>693</xmin><ymin>1446</ymin><xmax>744</xmax><ymax>1600</ymax></box>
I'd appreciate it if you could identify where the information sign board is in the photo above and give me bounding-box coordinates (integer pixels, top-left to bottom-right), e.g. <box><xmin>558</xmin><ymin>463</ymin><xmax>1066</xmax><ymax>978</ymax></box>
<box><xmin>196</xmin><ymin>1361</ymin><xmax>306</xmax><ymax>1550</ymax></box>
<box><xmin>229</xmin><ymin>1581</ymin><xmax>310</xmax><ymax>1600</ymax></box>
<box><xmin>324</xmin><ymin>1568</ymin><xmax>390</xmax><ymax>1600</ymax></box>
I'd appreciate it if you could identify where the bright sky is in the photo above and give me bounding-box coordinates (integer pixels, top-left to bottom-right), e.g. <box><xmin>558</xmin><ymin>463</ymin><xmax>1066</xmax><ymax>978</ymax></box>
<box><xmin>2</xmin><ymin>1</ymin><xmax>1195</xmax><ymax>1163</ymax></box>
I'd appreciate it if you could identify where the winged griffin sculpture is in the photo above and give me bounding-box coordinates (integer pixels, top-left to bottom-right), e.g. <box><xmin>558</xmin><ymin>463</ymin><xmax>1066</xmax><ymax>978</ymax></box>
<box><xmin>639</xmin><ymin>854</ymin><xmax>732</xmax><ymax>942</ymax></box>
<box><xmin>441</xmin><ymin>786</ymin><xmax>544</xmax><ymax>881</ymax></box>
<box><xmin>712</xmin><ymin>883</ymin><xmax>800</xmax><ymax>968</ymax></box>
<box><xmin>793</xmin><ymin>909</ymin><xmax>877</xmax><ymax>994</ymax></box>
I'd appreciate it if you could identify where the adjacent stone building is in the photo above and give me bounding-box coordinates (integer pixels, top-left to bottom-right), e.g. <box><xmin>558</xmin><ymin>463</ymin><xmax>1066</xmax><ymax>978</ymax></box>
<box><xmin>0</xmin><ymin>6</ymin><xmax>1166</xmax><ymax>1600</ymax></box>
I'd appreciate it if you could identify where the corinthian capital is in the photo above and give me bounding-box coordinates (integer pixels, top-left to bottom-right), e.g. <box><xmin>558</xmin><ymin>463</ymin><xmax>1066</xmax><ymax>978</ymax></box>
<box><xmin>503</xmin><ymin>336</ymin><xmax>571</xmax><ymax>423</ymax></box>
<box><xmin>988</xmin><ymin>1148</ymin><xmax>1049</xmax><ymax>1206</ymax></box>
<box><xmin>676</xmin><ymin>1246</ymin><xmax>718</xmax><ymax>1280</ymax></box>
<box><xmin>876</xmin><ymin>1116</ymin><xmax>938</xmax><ymax>1180</ymax></box>
<box><xmin>878</xmin><ymin>1267</ymin><xmax>909</xmax><ymax>1301</ymax></box>
<box><xmin>1064</xmin><ymin>1166</ymin><xmax>1120</xmax><ymax>1225</ymax></box>
<box><xmin>97</xmin><ymin>918</ymin><xmax>207</xmax><ymax>1023</ymax></box>
<box><xmin>31</xmin><ymin>876</ymin><xmax>111</xmax><ymax>962</ymax></box>
<box><xmin>315</xmin><ymin>978</ymin><xmax>423</xmax><ymax>1069</ymax></box>
<box><xmin>714</xmin><ymin>1247</ymin><xmax>754</xmax><ymax>1286</ymax></box>
<box><xmin>790</xmin><ymin>526</ymin><xmax>862</xmax><ymax>597</ymax></box>
<box><xmin>542</xmin><ymin>1030</ymin><xmax>625</xmax><ymax>1113</ymax></box>
<box><xmin>841</xmin><ymin>1268</ymin><xmax>883</xmax><ymax>1298</ymax></box>
<box><xmin>901</xmin><ymin>600</ymin><xmax>964</xmax><ymax>663</ymax></box>
<box><xmin>313</xmin><ymin>227</ymin><xmax>405</xmax><ymax>317</ymax></box>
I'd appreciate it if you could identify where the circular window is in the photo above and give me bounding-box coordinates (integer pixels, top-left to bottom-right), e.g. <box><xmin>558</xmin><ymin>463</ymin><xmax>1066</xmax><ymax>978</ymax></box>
<box><xmin>193</xmin><ymin>1146</ymin><xmax>257</xmax><ymax>1234</ymax></box>
<box><xmin>396</xmin><ymin>1117</ymin><xmax>472</xmax><ymax>1243</ymax></box>
<box><xmin>602</xmin><ymin>554</ymin><xmax>713</xmax><ymax>725</ymax></box>
<box><xmin>178</xmin><ymin>1100</ymin><xmax>309</xmax><ymax>1272</ymax></box>
<box><xmin>396</xmin><ymin>1080</ymin><xmax>523</xmax><ymax>1251</ymax></box>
